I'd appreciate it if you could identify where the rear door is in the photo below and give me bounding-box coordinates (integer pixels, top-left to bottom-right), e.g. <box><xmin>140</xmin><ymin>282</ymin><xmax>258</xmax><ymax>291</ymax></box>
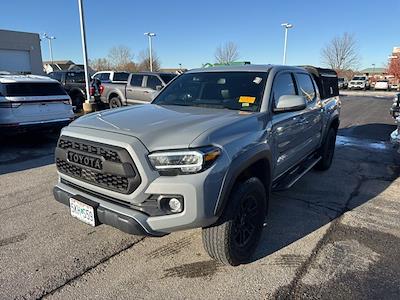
<box><xmin>126</xmin><ymin>74</ymin><xmax>146</xmax><ymax>104</ymax></box>
<box><xmin>270</xmin><ymin>72</ymin><xmax>310</xmax><ymax>179</ymax></box>
<box><xmin>293</xmin><ymin>72</ymin><xmax>323</xmax><ymax>155</ymax></box>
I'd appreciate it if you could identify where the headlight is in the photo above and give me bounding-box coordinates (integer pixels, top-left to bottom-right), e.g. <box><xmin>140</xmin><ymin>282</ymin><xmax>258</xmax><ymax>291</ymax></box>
<box><xmin>148</xmin><ymin>146</ymin><xmax>221</xmax><ymax>175</ymax></box>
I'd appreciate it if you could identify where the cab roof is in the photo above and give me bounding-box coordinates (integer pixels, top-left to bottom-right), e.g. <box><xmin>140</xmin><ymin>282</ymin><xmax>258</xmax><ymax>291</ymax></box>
<box><xmin>186</xmin><ymin>64</ymin><xmax>307</xmax><ymax>73</ymax></box>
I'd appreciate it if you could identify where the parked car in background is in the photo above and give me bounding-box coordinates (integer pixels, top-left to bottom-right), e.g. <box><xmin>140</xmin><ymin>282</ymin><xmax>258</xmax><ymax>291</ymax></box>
<box><xmin>338</xmin><ymin>77</ymin><xmax>348</xmax><ymax>89</ymax></box>
<box><xmin>374</xmin><ymin>80</ymin><xmax>390</xmax><ymax>91</ymax></box>
<box><xmin>92</xmin><ymin>71</ymin><xmax>130</xmax><ymax>83</ymax></box>
<box><xmin>0</xmin><ymin>75</ymin><xmax>73</xmax><ymax>133</ymax></box>
<box><xmin>48</xmin><ymin>70</ymin><xmax>88</xmax><ymax>111</ymax></box>
<box><xmin>391</xmin><ymin>93</ymin><xmax>400</xmax><ymax>119</ymax></box>
<box><xmin>391</xmin><ymin>117</ymin><xmax>400</xmax><ymax>153</ymax></box>
<box><xmin>348</xmin><ymin>75</ymin><xmax>370</xmax><ymax>90</ymax></box>
<box><xmin>390</xmin><ymin>83</ymin><xmax>399</xmax><ymax>91</ymax></box>
<box><xmin>100</xmin><ymin>72</ymin><xmax>177</xmax><ymax>108</ymax></box>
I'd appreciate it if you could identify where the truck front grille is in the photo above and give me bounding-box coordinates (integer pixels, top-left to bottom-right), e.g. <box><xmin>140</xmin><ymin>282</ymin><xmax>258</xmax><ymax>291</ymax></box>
<box><xmin>55</xmin><ymin>137</ymin><xmax>141</xmax><ymax>194</ymax></box>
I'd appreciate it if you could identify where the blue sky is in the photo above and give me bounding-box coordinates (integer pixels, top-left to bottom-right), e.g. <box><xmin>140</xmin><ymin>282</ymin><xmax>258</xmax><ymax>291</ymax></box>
<box><xmin>1</xmin><ymin>0</ymin><xmax>399</xmax><ymax>69</ymax></box>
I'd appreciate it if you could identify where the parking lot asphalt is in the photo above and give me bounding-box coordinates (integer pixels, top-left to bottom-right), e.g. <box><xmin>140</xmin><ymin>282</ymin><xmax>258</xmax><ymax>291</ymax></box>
<box><xmin>0</xmin><ymin>95</ymin><xmax>399</xmax><ymax>299</ymax></box>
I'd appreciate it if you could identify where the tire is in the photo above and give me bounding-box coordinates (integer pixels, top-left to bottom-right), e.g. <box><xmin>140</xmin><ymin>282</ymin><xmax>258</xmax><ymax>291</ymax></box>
<box><xmin>109</xmin><ymin>97</ymin><xmax>122</xmax><ymax>109</ymax></box>
<box><xmin>72</xmin><ymin>94</ymin><xmax>85</xmax><ymax>112</ymax></box>
<box><xmin>315</xmin><ymin>127</ymin><xmax>337</xmax><ymax>171</ymax></box>
<box><xmin>202</xmin><ymin>177</ymin><xmax>267</xmax><ymax>266</ymax></box>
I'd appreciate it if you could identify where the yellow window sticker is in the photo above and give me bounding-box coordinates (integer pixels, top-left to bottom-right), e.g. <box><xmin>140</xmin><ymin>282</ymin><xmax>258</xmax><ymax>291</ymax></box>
<box><xmin>239</xmin><ymin>96</ymin><xmax>256</xmax><ymax>104</ymax></box>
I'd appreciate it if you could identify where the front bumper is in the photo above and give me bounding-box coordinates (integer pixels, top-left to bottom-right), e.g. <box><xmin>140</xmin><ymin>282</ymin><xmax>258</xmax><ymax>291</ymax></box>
<box><xmin>53</xmin><ymin>186</ymin><xmax>159</xmax><ymax>236</ymax></box>
<box><xmin>54</xmin><ymin>127</ymin><xmax>226</xmax><ymax>234</ymax></box>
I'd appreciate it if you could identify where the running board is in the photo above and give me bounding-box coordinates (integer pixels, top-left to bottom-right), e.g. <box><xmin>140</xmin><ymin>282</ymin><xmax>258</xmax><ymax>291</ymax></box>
<box><xmin>272</xmin><ymin>156</ymin><xmax>322</xmax><ymax>191</ymax></box>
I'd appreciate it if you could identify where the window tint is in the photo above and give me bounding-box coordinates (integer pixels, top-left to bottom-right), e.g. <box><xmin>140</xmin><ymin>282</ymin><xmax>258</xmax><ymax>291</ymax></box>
<box><xmin>4</xmin><ymin>83</ymin><xmax>67</xmax><ymax>96</ymax></box>
<box><xmin>146</xmin><ymin>75</ymin><xmax>162</xmax><ymax>90</ymax></box>
<box><xmin>273</xmin><ymin>73</ymin><xmax>296</xmax><ymax>106</ymax></box>
<box><xmin>99</xmin><ymin>73</ymin><xmax>110</xmax><ymax>81</ymax></box>
<box><xmin>113</xmin><ymin>72</ymin><xmax>129</xmax><ymax>82</ymax></box>
<box><xmin>153</xmin><ymin>72</ymin><xmax>268</xmax><ymax>112</ymax></box>
<box><xmin>296</xmin><ymin>73</ymin><xmax>316</xmax><ymax>102</ymax></box>
<box><xmin>48</xmin><ymin>72</ymin><xmax>63</xmax><ymax>82</ymax></box>
<box><xmin>130</xmin><ymin>75</ymin><xmax>143</xmax><ymax>87</ymax></box>
<box><xmin>66</xmin><ymin>72</ymin><xmax>85</xmax><ymax>83</ymax></box>
<box><xmin>160</xmin><ymin>74</ymin><xmax>176</xmax><ymax>84</ymax></box>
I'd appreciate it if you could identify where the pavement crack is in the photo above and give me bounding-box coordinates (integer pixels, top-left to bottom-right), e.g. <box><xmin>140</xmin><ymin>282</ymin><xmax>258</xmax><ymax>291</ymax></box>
<box><xmin>276</xmin><ymin>165</ymin><xmax>368</xmax><ymax>299</ymax></box>
<box><xmin>38</xmin><ymin>236</ymin><xmax>146</xmax><ymax>299</ymax></box>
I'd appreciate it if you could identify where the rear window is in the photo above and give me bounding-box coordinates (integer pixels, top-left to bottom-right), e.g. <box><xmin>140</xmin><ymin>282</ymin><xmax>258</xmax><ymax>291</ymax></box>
<box><xmin>113</xmin><ymin>72</ymin><xmax>129</xmax><ymax>82</ymax></box>
<box><xmin>48</xmin><ymin>72</ymin><xmax>63</xmax><ymax>82</ymax></box>
<box><xmin>3</xmin><ymin>82</ymin><xmax>67</xmax><ymax>96</ymax></box>
<box><xmin>160</xmin><ymin>74</ymin><xmax>176</xmax><ymax>84</ymax></box>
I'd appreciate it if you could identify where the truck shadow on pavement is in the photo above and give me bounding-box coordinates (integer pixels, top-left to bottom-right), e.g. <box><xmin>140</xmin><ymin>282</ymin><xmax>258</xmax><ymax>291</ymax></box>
<box><xmin>338</xmin><ymin>123</ymin><xmax>396</xmax><ymax>142</ymax></box>
<box><xmin>0</xmin><ymin>131</ymin><xmax>59</xmax><ymax>175</ymax></box>
<box><xmin>252</xmin><ymin>139</ymin><xmax>400</xmax><ymax>262</ymax></box>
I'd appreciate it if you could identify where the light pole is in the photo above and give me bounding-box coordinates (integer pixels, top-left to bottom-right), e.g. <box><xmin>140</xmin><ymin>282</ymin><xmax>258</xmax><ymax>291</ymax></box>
<box><xmin>144</xmin><ymin>32</ymin><xmax>156</xmax><ymax>72</ymax></box>
<box><xmin>42</xmin><ymin>33</ymin><xmax>56</xmax><ymax>65</ymax></box>
<box><xmin>281</xmin><ymin>23</ymin><xmax>293</xmax><ymax>65</ymax></box>
<box><xmin>77</xmin><ymin>0</ymin><xmax>91</xmax><ymax>107</ymax></box>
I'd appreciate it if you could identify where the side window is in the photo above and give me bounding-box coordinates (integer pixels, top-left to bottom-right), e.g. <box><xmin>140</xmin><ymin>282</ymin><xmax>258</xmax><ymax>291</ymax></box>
<box><xmin>146</xmin><ymin>75</ymin><xmax>162</xmax><ymax>90</ymax></box>
<box><xmin>296</xmin><ymin>73</ymin><xmax>316</xmax><ymax>102</ymax></box>
<box><xmin>100</xmin><ymin>73</ymin><xmax>110</xmax><ymax>81</ymax></box>
<box><xmin>130</xmin><ymin>75</ymin><xmax>144</xmax><ymax>87</ymax></box>
<box><xmin>272</xmin><ymin>73</ymin><xmax>297</xmax><ymax>107</ymax></box>
<box><xmin>49</xmin><ymin>72</ymin><xmax>62</xmax><ymax>82</ymax></box>
<box><xmin>66</xmin><ymin>72</ymin><xmax>85</xmax><ymax>83</ymax></box>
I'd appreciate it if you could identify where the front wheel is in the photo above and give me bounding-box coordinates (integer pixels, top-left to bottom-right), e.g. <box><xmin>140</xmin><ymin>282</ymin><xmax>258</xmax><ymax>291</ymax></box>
<box><xmin>202</xmin><ymin>177</ymin><xmax>267</xmax><ymax>266</ymax></box>
<box><xmin>315</xmin><ymin>127</ymin><xmax>337</xmax><ymax>171</ymax></box>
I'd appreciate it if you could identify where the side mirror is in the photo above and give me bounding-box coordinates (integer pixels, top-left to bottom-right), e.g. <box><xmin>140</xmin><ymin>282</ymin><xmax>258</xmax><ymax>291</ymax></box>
<box><xmin>155</xmin><ymin>85</ymin><xmax>163</xmax><ymax>91</ymax></box>
<box><xmin>274</xmin><ymin>95</ymin><xmax>307</xmax><ymax>113</ymax></box>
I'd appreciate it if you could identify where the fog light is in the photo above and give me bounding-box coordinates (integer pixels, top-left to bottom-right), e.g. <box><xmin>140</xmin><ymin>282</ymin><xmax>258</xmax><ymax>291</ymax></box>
<box><xmin>168</xmin><ymin>198</ymin><xmax>183</xmax><ymax>213</ymax></box>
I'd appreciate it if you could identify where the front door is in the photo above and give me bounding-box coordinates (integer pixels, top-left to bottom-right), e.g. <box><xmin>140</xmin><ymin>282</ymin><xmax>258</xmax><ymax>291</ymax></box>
<box><xmin>270</xmin><ymin>72</ymin><xmax>310</xmax><ymax>179</ymax></box>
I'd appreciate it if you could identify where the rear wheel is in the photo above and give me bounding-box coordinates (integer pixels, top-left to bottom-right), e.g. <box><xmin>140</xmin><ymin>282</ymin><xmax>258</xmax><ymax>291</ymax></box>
<box><xmin>71</xmin><ymin>94</ymin><xmax>85</xmax><ymax>112</ymax></box>
<box><xmin>109</xmin><ymin>97</ymin><xmax>122</xmax><ymax>109</ymax></box>
<box><xmin>315</xmin><ymin>127</ymin><xmax>337</xmax><ymax>171</ymax></box>
<box><xmin>202</xmin><ymin>177</ymin><xmax>267</xmax><ymax>266</ymax></box>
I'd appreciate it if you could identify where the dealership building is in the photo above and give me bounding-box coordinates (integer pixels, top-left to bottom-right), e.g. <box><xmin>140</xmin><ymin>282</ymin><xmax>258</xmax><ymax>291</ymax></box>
<box><xmin>0</xmin><ymin>29</ymin><xmax>43</xmax><ymax>74</ymax></box>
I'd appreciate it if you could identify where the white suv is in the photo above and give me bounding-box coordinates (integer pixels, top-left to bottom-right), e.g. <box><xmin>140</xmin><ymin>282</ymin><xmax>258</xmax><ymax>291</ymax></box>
<box><xmin>0</xmin><ymin>75</ymin><xmax>74</xmax><ymax>133</ymax></box>
<box><xmin>348</xmin><ymin>75</ymin><xmax>370</xmax><ymax>90</ymax></box>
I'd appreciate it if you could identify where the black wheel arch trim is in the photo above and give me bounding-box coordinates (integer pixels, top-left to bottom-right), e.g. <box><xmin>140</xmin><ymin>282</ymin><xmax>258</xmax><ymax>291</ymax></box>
<box><xmin>214</xmin><ymin>146</ymin><xmax>272</xmax><ymax>217</ymax></box>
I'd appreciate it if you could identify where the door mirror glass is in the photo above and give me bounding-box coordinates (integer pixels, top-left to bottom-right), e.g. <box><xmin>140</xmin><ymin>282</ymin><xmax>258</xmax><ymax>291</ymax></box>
<box><xmin>274</xmin><ymin>95</ymin><xmax>307</xmax><ymax>113</ymax></box>
<box><xmin>155</xmin><ymin>85</ymin><xmax>163</xmax><ymax>91</ymax></box>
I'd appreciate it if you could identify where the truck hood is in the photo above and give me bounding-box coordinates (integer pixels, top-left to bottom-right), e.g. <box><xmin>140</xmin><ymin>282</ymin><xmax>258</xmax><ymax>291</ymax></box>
<box><xmin>69</xmin><ymin>104</ymin><xmax>255</xmax><ymax>151</ymax></box>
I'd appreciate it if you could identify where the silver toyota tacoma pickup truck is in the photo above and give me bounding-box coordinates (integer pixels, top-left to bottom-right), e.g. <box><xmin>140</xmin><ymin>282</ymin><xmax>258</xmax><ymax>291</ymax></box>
<box><xmin>53</xmin><ymin>65</ymin><xmax>340</xmax><ymax>265</ymax></box>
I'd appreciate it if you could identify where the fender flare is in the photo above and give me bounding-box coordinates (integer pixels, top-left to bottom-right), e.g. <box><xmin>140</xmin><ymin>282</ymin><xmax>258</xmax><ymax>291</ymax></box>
<box><xmin>214</xmin><ymin>146</ymin><xmax>272</xmax><ymax>217</ymax></box>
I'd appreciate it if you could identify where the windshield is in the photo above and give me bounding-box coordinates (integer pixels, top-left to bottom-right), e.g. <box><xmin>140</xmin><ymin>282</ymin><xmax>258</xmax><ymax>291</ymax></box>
<box><xmin>153</xmin><ymin>72</ymin><xmax>268</xmax><ymax>111</ymax></box>
<box><xmin>338</xmin><ymin>78</ymin><xmax>344</xmax><ymax>82</ymax></box>
<box><xmin>353</xmin><ymin>76</ymin><xmax>366</xmax><ymax>80</ymax></box>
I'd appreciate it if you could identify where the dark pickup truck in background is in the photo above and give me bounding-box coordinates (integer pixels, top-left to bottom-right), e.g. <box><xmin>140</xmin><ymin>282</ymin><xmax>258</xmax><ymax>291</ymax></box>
<box><xmin>48</xmin><ymin>70</ymin><xmax>88</xmax><ymax>111</ymax></box>
<box><xmin>100</xmin><ymin>72</ymin><xmax>177</xmax><ymax>108</ymax></box>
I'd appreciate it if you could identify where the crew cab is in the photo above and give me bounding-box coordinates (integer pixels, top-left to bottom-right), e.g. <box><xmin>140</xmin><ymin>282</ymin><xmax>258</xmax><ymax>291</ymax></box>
<box><xmin>100</xmin><ymin>72</ymin><xmax>177</xmax><ymax>108</ymax></box>
<box><xmin>0</xmin><ymin>75</ymin><xmax>73</xmax><ymax>133</ymax></box>
<box><xmin>53</xmin><ymin>65</ymin><xmax>340</xmax><ymax>265</ymax></box>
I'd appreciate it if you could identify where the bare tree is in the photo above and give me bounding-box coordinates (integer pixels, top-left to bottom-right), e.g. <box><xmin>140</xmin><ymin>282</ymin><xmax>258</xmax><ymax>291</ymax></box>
<box><xmin>321</xmin><ymin>33</ymin><xmax>360</xmax><ymax>70</ymax></box>
<box><xmin>136</xmin><ymin>49</ymin><xmax>161</xmax><ymax>72</ymax></box>
<box><xmin>107</xmin><ymin>45</ymin><xmax>134</xmax><ymax>71</ymax></box>
<box><xmin>215</xmin><ymin>41</ymin><xmax>239</xmax><ymax>64</ymax></box>
<box><xmin>89</xmin><ymin>58</ymin><xmax>111</xmax><ymax>71</ymax></box>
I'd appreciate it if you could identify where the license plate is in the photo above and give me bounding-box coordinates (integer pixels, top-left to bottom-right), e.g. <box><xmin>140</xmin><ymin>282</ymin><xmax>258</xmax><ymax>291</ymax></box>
<box><xmin>69</xmin><ymin>197</ymin><xmax>97</xmax><ymax>227</ymax></box>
